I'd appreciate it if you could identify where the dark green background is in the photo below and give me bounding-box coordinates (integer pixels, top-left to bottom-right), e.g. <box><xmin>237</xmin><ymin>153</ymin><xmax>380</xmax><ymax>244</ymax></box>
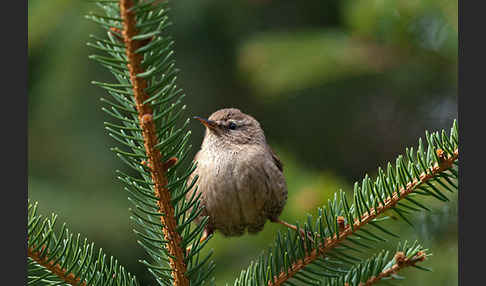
<box><xmin>28</xmin><ymin>0</ymin><xmax>458</xmax><ymax>285</ymax></box>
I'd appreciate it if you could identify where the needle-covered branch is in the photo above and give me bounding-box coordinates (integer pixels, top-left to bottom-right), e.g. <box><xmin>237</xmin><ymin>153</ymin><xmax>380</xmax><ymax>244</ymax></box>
<box><xmin>28</xmin><ymin>247</ymin><xmax>87</xmax><ymax>286</ymax></box>
<box><xmin>233</xmin><ymin>120</ymin><xmax>458</xmax><ymax>286</ymax></box>
<box><xmin>270</xmin><ymin>150</ymin><xmax>456</xmax><ymax>285</ymax></box>
<box><xmin>88</xmin><ymin>0</ymin><xmax>214</xmax><ymax>285</ymax></box>
<box><xmin>27</xmin><ymin>201</ymin><xmax>139</xmax><ymax>286</ymax></box>
<box><xmin>119</xmin><ymin>0</ymin><xmax>188</xmax><ymax>284</ymax></box>
<box><xmin>360</xmin><ymin>251</ymin><xmax>426</xmax><ymax>286</ymax></box>
<box><xmin>321</xmin><ymin>241</ymin><xmax>430</xmax><ymax>286</ymax></box>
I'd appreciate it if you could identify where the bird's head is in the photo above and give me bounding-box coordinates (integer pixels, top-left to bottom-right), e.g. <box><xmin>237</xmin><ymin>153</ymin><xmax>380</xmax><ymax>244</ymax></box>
<box><xmin>194</xmin><ymin>108</ymin><xmax>266</xmax><ymax>147</ymax></box>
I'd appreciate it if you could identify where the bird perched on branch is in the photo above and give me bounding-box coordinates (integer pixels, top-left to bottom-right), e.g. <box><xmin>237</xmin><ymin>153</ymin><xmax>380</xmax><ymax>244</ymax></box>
<box><xmin>188</xmin><ymin>108</ymin><xmax>303</xmax><ymax>245</ymax></box>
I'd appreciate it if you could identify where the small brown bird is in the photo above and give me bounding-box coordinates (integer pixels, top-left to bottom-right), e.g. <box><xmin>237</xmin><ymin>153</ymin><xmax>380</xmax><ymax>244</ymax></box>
<box><xmin>188</xmin><ymin>108</ymin><xmax>302</xmax><ymax>243</ymax></box>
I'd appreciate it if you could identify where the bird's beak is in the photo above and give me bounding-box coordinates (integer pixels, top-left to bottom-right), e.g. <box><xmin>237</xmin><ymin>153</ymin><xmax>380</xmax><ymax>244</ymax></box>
<box><xmin>193</xmin><ymin>116</ymin><xmax>218</xmax><ymax>131</ymax></box>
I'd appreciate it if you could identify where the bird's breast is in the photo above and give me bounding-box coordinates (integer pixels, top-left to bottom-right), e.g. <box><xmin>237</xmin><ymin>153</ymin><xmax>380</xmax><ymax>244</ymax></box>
<box><xmin>194</xmin><ymin>148</ymin><xmax>269</xmax><ymax>236</ymax></box>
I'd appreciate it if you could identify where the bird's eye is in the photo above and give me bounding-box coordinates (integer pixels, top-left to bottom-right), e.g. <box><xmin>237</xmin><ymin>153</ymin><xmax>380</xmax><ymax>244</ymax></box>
<box><xmin>228</xmin><ymin>122</ymin><xmax>237</xmax><ymax>130</ymax></box>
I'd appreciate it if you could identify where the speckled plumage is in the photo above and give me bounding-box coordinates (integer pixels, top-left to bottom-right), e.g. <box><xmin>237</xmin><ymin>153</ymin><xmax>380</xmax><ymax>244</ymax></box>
<box><xmin>188</xmin><ymin>108</ymin><xmax>288</xmax><ymax>236</ymax></box>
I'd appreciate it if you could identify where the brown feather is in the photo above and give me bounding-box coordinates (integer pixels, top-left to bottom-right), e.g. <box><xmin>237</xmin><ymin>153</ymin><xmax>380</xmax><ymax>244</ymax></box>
<box><xmin>269</xmin><ymin>146</ymin><xmax>284</xmax><ymax>172</ymax></box>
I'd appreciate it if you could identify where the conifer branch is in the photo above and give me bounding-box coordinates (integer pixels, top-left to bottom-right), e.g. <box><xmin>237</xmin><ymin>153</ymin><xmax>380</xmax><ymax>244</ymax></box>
<box><xmin>268</xmin><ymin>149</ymin><xmax>458</xmax><ymax>286</ymax></box>
<box><xmin>88</xmin><ymin>0</ymin><xmax>214</xmax><ymax>284</ymax></box>
<box><xmin>118</xmin><ymin>0</ymin><xmax>188</xmax><ymax>285</ymax></box>
<box><xmin>360</xmin><ymin>251</ymin><xmax>426</xmax><ymax>286</ymax></box>
<box><xmin>28</xmin><ymin>246</ymin><xmax>87</xmax><ymax>286</ymax></box>
<box><xmin>27</xmin><ymin>200</ymin><xmax>138</xmax><ymax>286</ymax></box>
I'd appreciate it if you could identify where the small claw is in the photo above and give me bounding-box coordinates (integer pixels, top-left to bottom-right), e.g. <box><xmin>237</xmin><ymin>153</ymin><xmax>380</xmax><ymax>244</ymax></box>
<box><xmin>163</xmin><ymin>157</ymin><xmax>178</xmax><ymax>171</ymax></box>
<box><xmin>185</xmin><ymin>228</ymin><xmax>210</xmax><ymax>256</ymax></box>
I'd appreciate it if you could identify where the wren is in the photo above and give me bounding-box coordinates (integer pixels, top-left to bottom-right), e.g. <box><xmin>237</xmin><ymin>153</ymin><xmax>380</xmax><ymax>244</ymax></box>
<box><xmin>188</xmin><ymin>108</ymin><xmax>303</xmax><ymax>242</ymax></box>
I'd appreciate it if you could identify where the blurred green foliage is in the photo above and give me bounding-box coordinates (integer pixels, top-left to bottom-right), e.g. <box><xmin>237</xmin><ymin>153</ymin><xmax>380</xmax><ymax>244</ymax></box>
<box><xmin>28</xmin><ymin>0</ymin><xmax>457</xmax><ymax>285</ymax></box>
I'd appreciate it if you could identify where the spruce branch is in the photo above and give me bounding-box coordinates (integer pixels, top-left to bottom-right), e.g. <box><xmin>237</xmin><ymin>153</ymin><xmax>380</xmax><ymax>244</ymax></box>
<box><xmin>28</xmin><ymin>247</ymin><xmax>87</xmax><ymax>286</ymax></box>
<box><xmin>233</xmin><ymin>121</ymin><xmax>458</xmax><ymax>286</ymax></box>
<box><xmin>27</xmin><ymin>200</ymin><xmax>139</xmax><ymax>286</ymax></box>
<box><xmin>360</xmin><ymin>252</ymin><xmax>425</xmax><ymax>286</ymax></box>
<box><xmin>118</xmin><ymin>1</ymin><xmax>188</xmax><ymax>284</ymax></box>
<box><xmin>321</xmin><ymin>241</ymin><xmax>430</xmax><ymax>286</ymax></box>
<box><xmin>268</xmin><ymin>149</ymin><xmax>457</xmax><ymax>286</ymax></box>
<box><xmin>88</xmin><ymin>1</ymin><xmax>214</xmax><ymax>285</ymax></box>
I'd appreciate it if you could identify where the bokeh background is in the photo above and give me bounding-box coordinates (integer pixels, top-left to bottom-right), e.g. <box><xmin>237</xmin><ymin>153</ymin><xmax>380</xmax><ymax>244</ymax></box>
<box><xmin>28</xmin><ymin>0</ymin><xmax>458</xmax><ymax>285</ymax></box>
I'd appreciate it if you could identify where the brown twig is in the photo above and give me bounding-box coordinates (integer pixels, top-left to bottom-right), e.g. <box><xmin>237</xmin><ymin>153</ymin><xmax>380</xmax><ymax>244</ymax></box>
<box><xmin>28</xmin><ymin>246</ymin><xmax>87</xmax><ymax>286</ymax></box>
<box><xmin>268</xmin><ymin>149</ymin><xmax>458</xmax><ymax>286</ymax></box>
<box><xmin>119</xmin><ymin>1</ymin><xmax>189</xmax><ymax>285</ymax></box>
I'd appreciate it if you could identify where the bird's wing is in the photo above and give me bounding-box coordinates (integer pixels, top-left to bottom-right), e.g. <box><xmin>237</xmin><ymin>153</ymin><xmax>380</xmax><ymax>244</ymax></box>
<box><xmin>268</xmin><ymin>146</ymin><xmax>284</xmax><ymax>172</ymax></box>
<box><xmin>261</xmin><ymin>148</ymin><xmax>287</xmax><ymax>222</ymax></box>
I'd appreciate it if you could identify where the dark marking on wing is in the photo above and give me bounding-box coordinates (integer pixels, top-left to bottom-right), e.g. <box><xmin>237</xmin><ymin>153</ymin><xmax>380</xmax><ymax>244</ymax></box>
<box><xmin>268</xmin><ymin>146</ymin><xmax>284</xmax><ymax>172</ymax></box>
